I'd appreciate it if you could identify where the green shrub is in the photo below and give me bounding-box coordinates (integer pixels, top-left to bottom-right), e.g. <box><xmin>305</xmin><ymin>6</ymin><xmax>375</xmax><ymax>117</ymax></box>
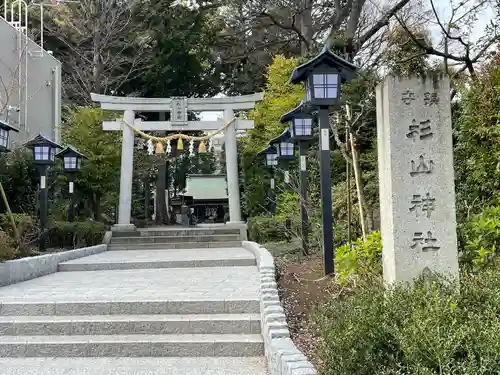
<box><xmin>312</xmin><ymin>270</ymin><xmax>500</xmax><ymax>375</ymax></box>
<box><xmin>335</xmin><ymin>231</ymin><xmax>382</xmax><ymax>284</ymax></box>
<box><xmin>0</xmin><ymin>213</ymin><xmax>37</xmax><ymax>239</ymax></box>
<box><xmin>459</xmin><ymin>206</ymin><xmax>500</xmax><ymax>271</ymax></box>
<box><xmin>247</xmin><ymin>215</ymin><xmax>298</xmax><ymax>244</ymax></box>
<box><xmin>0</xmin><ymin>230</ymin><xmax>17</xmax><ymax>261</ymax></box>
<box><xmin>47</xmin><ymin>221</ymin><xmax>106</xmax><ymax>249</ymax></box>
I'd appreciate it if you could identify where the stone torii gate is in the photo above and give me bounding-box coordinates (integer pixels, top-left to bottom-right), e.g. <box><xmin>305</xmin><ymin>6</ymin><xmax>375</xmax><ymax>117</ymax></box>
<box><xmin>91</xmin><ymin>93</ymin><xmax>263</xmax><ymax>231</ymax></box>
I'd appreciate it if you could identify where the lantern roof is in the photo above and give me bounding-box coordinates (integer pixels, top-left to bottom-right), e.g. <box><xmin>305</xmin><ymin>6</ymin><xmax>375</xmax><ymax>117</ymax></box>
<box><xmin>0</xmin><ymin>119</ymin><xmax>19</xmax><ymax>132</ymax></box>
<box><xmin>23</xmin><ymin>133</ymin><xmax>63</xmax><ymax>149</ymax></box>
<box><xmin>56</xmin><ymin>144</ymin><xmax>87</xmax><ymax>159</ymax></box>
<box><xmin>289</xmin><ymin>46</ymin><xmax>357</xmax><ymax>84</ymax></box>
<box><xmin>280</xmin><ymin>101</ymin><xmax>314</xmax><ymax>123</ymax></box>
<box><xmin>257</xmin><ymin>145</ymin><xmax>277</xmax><ymax>156</ymax></box>
<box><xmin>269</xmin><ymin>128</ymin><xmax>292</xmax><ymax>145</ymax></box>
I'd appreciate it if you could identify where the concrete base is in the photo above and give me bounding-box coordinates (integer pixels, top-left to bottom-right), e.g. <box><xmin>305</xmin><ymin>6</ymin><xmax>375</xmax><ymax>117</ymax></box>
<box><xmin>102</xmin><ymin>231</ymin><xmax>113</xmax><ymax>245</ymax></box>
<box><xmin>225</xmin><ymin>221</ymin><xmax>246</xmax><ymax>227</ymax></box>
<box><xmin>225</xmin><ymin>222</ymin><xmax>248</xmax><ymax>241</ymax></box>
<box><xmin>111</xmin><ymin>224</ymin><xmax>136</xmax><ymax>232</ymax></box>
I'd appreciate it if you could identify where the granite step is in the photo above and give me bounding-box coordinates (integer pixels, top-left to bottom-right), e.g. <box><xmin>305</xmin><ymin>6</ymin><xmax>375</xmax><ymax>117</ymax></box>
<box><xmin>0</xmin><ymin>300</ymin><xmax>260</xmax><ymax>316</ymax></box>
<box><xmin>59</xmin><ymin>258</ymin><xmax>255</xmax><ymax>271</ymax></box>
<box><xmin>0</xmin><ymin>333</ymin><xmax>264</xmax><ymax>357</ymax></box>
<box><xmin>0</xmin><ymin>357</ymin><xmax>268</xmax><ymax>375</ymax></box>
<box><xmin>112</xmin><ymin>228</ymin><xmax>241</xmax><ymax>238</ymax></box>
<box><xmin>110</xmin><ymin>234</ymin><xmax>240</xmax><ymax>245</ymax></box>
<box><xmin>0</xmin><ymin>313</ymin><xmax>261</xmax><ymax>335</ymax></box>
<box><xmin>58</xmin><ymin>249</ymin><xmax>256</xmax><ymax>271</ymax></box>
<box><xmin>107</xmin><ymin>241</ymin><xmax>242</xmax><ymax>251</ymax></box>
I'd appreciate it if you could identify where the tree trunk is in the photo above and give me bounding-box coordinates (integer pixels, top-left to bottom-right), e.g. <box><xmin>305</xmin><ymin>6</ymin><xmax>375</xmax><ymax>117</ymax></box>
<box><xmin>300</xmin><ymin>0</ymin><xmax>314</xmax><ymax>55</ymax></box>
<box><xmin>155</xmin><ymin>160</ymin><xmax>167</xmax><ymax>225</ymax></box>
<box><xmin>92</xmin><ymin>192</ymin><xmax>101</xmax><ymax>221</ymax></box>
<box><xmin>144</xmin><ymin>178</ymin><xmax>150</xmax><ymax>222</ymax></box>
<box><xmin>155</xmin><ymin>113</ymin><xmax>167</xmax><ymax>225</ymax></box>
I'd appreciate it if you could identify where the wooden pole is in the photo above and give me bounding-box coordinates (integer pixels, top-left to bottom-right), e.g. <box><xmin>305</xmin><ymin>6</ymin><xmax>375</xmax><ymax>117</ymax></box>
<box><xmin>346</xmin><ymin>127</ymin><xmax>352</xmax><ymax>245</ymax></box>
<box><xmin>350</xmin><ymin>133</ymin><xmax>367</xmax><ymax>241</ymax></box>
<box><xmin>0</xmin><ymin>181</ymin><xmax>20</xmax><ymax>244</ymax></box>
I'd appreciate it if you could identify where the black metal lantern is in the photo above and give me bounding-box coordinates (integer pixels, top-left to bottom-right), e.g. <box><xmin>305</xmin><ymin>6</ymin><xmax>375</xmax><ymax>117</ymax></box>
<box><xmin>24</xmin><ymin>134</ymin><xmax>62</xmax><ymax>252</ymax></box>
<box><xmin>280</xmin><ymin>101</ymin><xmax>315</xmax><ymax>142</ymax></box>
<box><xmin>56</xmin><ymin>145</ymin><xmax>87</xmax><ymax>173</ymax></box>
<box><xmin>269</xmin><ymin>129</ymin><xmax>296</xmax><ymax>163</ymax></box>
<box><xmin>0</xmin><ymin>119</ymin><xmax>19</xmax><ymax>153</ymax></box>
<box><xmin>56</xmin><ymin>145</ymin><xmax>86</xmax><ymax>223</ymax></box>
<box><xmin>290</xmin><ymin>47</ymin><xmax>357</xmax><ymax>107</ymax></box>
<box><xmin>289</xmin><ymin>47</ymin><xmax>357</xmax><ymax>276</ymax></box>
<box><xmin>257</xmin><ymin>145</ymin><xmax>278</xmax><ymax>215</ymax></box>
<box><xmin>258</xmin><ymin>145</ymin><xmax>278</xmax><ymax>168</ymax></box>
<box><xmin>24</xmin><ymin>133</ymin><xmax>62</xmax><ymax>165</ymax></box>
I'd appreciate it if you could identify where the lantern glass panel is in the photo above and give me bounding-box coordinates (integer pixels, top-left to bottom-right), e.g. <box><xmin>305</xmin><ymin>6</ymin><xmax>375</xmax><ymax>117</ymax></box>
<box><xmin>34</xmin><ymin>146</ymin><xmax>54</xmax><ymax>161</ymax></box>
<box><xmin>279</xmin><ymin>142</ymin><xmax>294</xmax><ymax>156</ymax></box>
<box><xmin>266</xmin><ymin>153</ymin><xmax>278</xmax><ymax>167</ymax></box>
<box><xmin>293</xmin><ymin>118</ymin><xmax>313</xmax><ymax>136</ymax></box>
<box><xmin>311</xmin><ymin>73</ymin><xmax>339</xmax><ymax>99</ymax></box>
<box><xmin>64</xmin><ymin>156</ymin><xmax>78</xmax><ymax>170</ymax></box>
<box><xmin>0</xmin><ymin>128</ymin><xmax>8</xmax><ymax>148</ymax></box>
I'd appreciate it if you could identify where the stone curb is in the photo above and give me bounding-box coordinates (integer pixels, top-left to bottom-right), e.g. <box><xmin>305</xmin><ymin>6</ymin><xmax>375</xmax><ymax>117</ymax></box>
<box><xmin>0</xmin><ymin>244</ymin><xmax>107</xmax><ymax>287</ymax></box>
<box><xmin>242</xmin><ymin>241</ymin><xmax>317</xmax><ymax>375</ymax></box>
<box><xmin>102</xmin><ymin>231</ymin><xmax>113</xmax><ymax>245</ymax></box>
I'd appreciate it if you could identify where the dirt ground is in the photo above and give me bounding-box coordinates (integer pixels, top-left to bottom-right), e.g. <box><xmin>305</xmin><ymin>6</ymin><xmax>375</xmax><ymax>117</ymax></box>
<box><xmin>274</xmin><ymin>252</ymin><xmax>338</xmax><ymax>366</ymax></box>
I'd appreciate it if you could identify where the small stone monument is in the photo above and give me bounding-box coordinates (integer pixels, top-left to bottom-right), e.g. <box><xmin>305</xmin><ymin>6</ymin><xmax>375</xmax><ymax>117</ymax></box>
<box><xmin>180</xmin><ymin>204</ymin><xmax>190</xmax><ymax>227</ymax></box>
<box><xmin>376</xmin><ymin>74</ymin><xmax>459</xmax><ymax>285</ymax></box>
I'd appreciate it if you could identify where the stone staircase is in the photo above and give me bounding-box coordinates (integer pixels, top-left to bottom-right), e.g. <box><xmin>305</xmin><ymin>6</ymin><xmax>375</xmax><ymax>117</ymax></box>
<box><xmin>108</xmin><ymin>226</ymin><xmax>243</xmax><ymax>250</ymax></box>
<box><xmin>0</xmin><ymin>226</ymin><xmax>267</xmax><ymax>374</ymax></box>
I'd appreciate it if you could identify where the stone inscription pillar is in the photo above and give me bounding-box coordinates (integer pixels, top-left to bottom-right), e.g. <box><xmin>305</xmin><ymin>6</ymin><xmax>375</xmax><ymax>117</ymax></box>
<box><xmin>376</xmin><ymin>75</ymin><xmax>459</xmax><ymax>285</ymax></box>
<box><xmin>114</xmin><ymin>109</ymin><xmax>136</xmax><ymax>231</ymax></box>
<box><xmin>223</xmin><ymin>108</ymin><xmax>242</xmax><ymax>223</ymax></box>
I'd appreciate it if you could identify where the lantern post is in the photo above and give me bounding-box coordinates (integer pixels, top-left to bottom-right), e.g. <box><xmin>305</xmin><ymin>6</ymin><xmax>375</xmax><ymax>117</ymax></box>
<box><xmin>0</xmin><ymin>120</ymin><xmax>20</xmax><ymax>243</ymax></box>
<box><xmin>280</xmin><ymin>101</ymin><xmax>315</xmax><ymax>256</ymax></box>
<box><xmin>289</xmin><ymin>47</ymin><xmax>357</xmax><ymax>275</ymax></box>
<box><xmin>56</xmin><ymin>145</ymin><xmax>87</xmax><ymax>222</ymax></box>
<box><xmin>269</xmin><ymin>128</ymin><xmax>296</xmax><ymax>191</ymax></box>
<box><xmin>0</xmin><ymin>119</ymin><xmax>19</xmax><ymax>153</ymax></box>
<box><xmin>257</xmin><ymin>145</ymin><xmax>278</xmax><ymax>215</ymax></box>
<box><xmin>24</xmin><ymin>134</ymin><xmax>62</xmax><ymax>251</ymax></box>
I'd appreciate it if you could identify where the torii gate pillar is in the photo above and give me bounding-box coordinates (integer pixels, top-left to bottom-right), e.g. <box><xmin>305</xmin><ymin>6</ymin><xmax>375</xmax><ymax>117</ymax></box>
<box><xmin>115</xmin><ymin>109</ymin><xmax>136</xmax><ymax>231</ymax></box>
<box><xmin>223</xmin><ymin>108</ymin><xmax>242</xmax><ymax>224</ymax></box>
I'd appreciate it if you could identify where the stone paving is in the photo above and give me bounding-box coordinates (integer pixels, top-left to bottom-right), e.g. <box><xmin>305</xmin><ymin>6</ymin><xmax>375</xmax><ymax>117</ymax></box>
<box><xmin>0</xmin><ymin>265</ymin><xmax>259</xmax><ymax>302</ymax></box>
<box><xmin>61</xmin><ymin>248</ymin><xmax>254</xmax><ymax>264</ymax></box>
<box><xmin>0</xmin><ymin>242</ymin><xmax>267</xmax><ymax>374</ymax></box>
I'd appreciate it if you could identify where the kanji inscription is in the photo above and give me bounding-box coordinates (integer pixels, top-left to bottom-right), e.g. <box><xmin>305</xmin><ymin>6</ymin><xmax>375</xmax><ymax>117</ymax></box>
<box><xmin>171</xmin><ymin>97</ymin><xmax>187</xmax><ymax>124</ymax></box>
<box><xmin>401</xmin><ymin>89</ymin><xmax>416</xmax><ymax>105</ymax></box>
<box><xmin>410</xmin><ymin>155</ymin><xmax>434</xmax><ymax>176</ymax></box>
<box><xmin>411</xmin><ymin>231</ymin><xmax>440</xmax><ymax>252</ymax></box>
<box><xmin>406</xmin><ymin>119</ymin><xmax>433</xmax><ymax>141</ymax></box>
<box><xmin>424</xmin><ymin>92</ymin><xmax>440</xmax><ymax>106</ymax></box>
<box><xmin>409</xmin><ymin>193</ymin><xmax>436</xmax><ymax>218</ymax></box>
